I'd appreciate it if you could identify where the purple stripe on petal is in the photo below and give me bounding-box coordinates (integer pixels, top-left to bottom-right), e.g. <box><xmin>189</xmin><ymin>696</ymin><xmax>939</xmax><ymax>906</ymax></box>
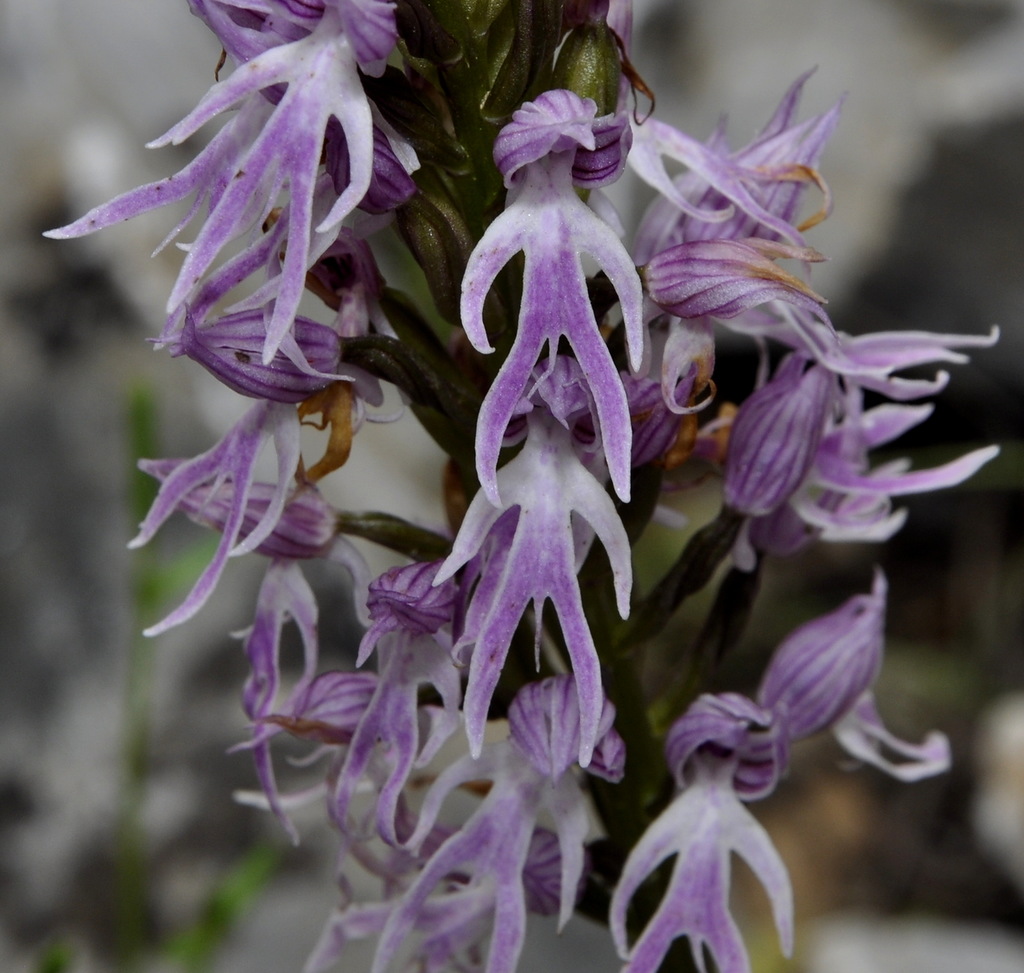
<box><xmin>645</xmin><ymin>238</ymin><xmax>827</xmax><ymax>320</ymax></box>
<box><xmin>176</xmin><ymin>309</ymin><xmax>341</xmax><ymax>402</ymax></box>
<box><xmin>758</xmin><ymin>570</ymin><xmax>887</xmax><ymax>739</ymax></box>
<box><xmin>724</xmin><ymin>357</ymin><xmax>835</xmax><ymax>517</ymax></box>
<box><xmin>493</xmin><ymin>90</ymin><xmax>599</xmax><ymax>186</ymax></box>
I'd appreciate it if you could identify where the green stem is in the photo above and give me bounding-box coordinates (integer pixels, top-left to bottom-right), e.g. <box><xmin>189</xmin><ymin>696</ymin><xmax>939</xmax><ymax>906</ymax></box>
<box><xmin>649</xmin><ymin>563</ymin><xmax>763</xmax><ymax>735</ymax></box>
<box><xmin>616</xmin><ymin>508</ymin><xmax>744</xmax><ymax>652</ymax></box>
<box><xmin>577</xmin><ymin>528</ymin><xmax>664</xmax><ymax>862</ymax></box>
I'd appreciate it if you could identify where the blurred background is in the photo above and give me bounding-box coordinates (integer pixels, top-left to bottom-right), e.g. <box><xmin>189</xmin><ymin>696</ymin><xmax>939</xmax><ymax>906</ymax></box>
<box><xmin>1</xmin><ymin>0</ymin><xmax>1022</xmax><ymax>971</ymax></box>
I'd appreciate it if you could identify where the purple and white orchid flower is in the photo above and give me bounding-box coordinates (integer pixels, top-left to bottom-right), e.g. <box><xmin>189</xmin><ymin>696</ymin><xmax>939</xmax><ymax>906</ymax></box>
<box><xmin>48</xmin><ymin>0</ymin><xmax>409</xmax><ymax>362</ymax></box>
<box><xmin>435</xmin><ymin>361</ymin><xmax>632</xmax><ymax>766</ymax></box>
<box><xmin>461</xmin><ymin>89</ymin><xmax>644</xmax><ymax>504</ymax></box>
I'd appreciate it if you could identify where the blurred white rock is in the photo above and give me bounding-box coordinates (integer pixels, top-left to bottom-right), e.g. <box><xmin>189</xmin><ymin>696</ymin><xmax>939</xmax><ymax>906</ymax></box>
<box><xmin>974</xmin><ymin>693</ymin><xmax>1024</xmax><ymax>897</ymax></box>
<box><xmin>808</xmin><ymin>915</ymin><xmax>1024</xmax><ymax>973</ymax></box>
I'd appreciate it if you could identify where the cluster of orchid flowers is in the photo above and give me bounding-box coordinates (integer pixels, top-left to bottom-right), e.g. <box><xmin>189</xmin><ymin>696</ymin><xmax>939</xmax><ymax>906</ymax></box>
<box><xmin>49</xmin><ymin>0</ymin><xmax>1000</xmax><ymax>971</ymax></box>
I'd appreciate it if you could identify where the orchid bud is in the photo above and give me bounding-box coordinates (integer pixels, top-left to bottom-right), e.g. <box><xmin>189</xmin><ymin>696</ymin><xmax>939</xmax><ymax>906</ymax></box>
<box><xmin>747</xmin><ymin>501</ymin><xmax>818</xmax><ymax>558</ymax></box>
<box><xmin>326</xmin><ymin>123</ymin><xmax>417</xmax><ymax>214</ymax></box>
<box><xmin>395</xmin><ymin>175</ymin><xmax>474</xmax><ymax>324</ymax></box>
<box><xmin>509</xmin><ymin>676</ymin><xmax>624</xmax><ymax>780</ymax></box>
<box><xmin>273</xmin><ymin>670</ymin><xmax>379</xmax><ymax>745</ymax></box>
<box><xmin>393</xmin><ymin>0</ymin><xmax>461</xmax><ymax>65</ymax></box>
<box><xmin>758</xmin><ymin>571</ymin><xmax>887</xmax><ymax>739</ymax></box>
<box><xmin>480</xmin><ymin>0</ymin><xmax>563</xmax><ymax>119</ymax></box>
<box><xmin>553</xmin><ymin>19</ymin><xmax>622</xmax><ymax>116</ymax></box>
<box><xmin>623</xmin><ymin>374</ymin><xmax>680</xmax><ymax>467</ymax></box>
<box><xmin>723</xmin><ymin>356</ymin><xmax>834</xmax><ymax>516</ymax></box>
<box><xmin>176</xmin><ymin>309</ymin><xmax>340</xmax><ymax>403</ymax></box>
<box><xmin>137</xmin><ymin>465</ymin><xmax>340</xmax><ymax>562</ymax></box>
<box><xmin>562</xmin><ymin>0</ymin><xmax>611</xmax><ymax>29</ymax></box>
<box><xmin>644</xmin><ymin>238</ymin><xmax>827</xmax><ymax>319</ymax></box>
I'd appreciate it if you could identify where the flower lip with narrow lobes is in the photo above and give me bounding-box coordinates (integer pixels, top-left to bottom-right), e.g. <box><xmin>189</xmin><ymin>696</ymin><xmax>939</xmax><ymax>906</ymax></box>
<box><xmin>461</xmin><ymin>89</ymin><xmax>645</xmax><ymax>504</ymax></box>
<box><xmin>234</xmin><ymin>560</ymin><xmax>325</xmax><ymax>839</ymax></box>
<box><xmin>43</xmin><ymin>3</ymin><xmax>1006</xmax><ymax>967</ymax></box>
<box><xmin>50</xmin><ymin>0</ymin><xmax>402</xmax><ymax>367</ymax></box>
<box><xmin>334</xmin><ymin>623</ymin><xmax>461</xmax><ymax>846</ymax></box>
<box><xmin>655</xmin><ymin>315</ymin><xmax>717</xmax><ymax>418</ymax></box>
<box><xmin>610</xmin><ymin>755</ymin><xmax>794</xmax><ymax>973</ymax></box>
<box><xmin>834</xmin><ymin>693</ymin><xmax>951</xmax><ymax>781</ymax></box>
<box><xmin>434</xmin><ymin>380</ymin><xmax>633</xmax><ymax>767</ymax></box>
<box><xmin>643</xmin><ymin>237</ymin><xmax>827</xmax><ymax>320</ymax></box>
<box><xmin>130</xmin><ymin>401</ymin><xmax>301</xmax><ymax>636</ymax></box>
<box><xmin>789</xmin><ymin>392</ymin><xmax>1000</xmax><ymax>544</ymax></box>
<box><xmin>372</xmin><ymin>676</ymin><xmax>619</xmax><ymax>973</ymax></box>
<box><xmin>174</xmin><ymin>309</ymin><xmax>342</xmax><ymax>403</ymax></box>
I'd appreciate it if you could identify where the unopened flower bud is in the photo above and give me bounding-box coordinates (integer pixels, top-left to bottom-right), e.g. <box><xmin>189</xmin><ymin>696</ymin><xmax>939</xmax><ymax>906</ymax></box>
<box><xmin>395</xmin><ymin>178</ymin><xmax>475</xmax><ymax>323</ymax></box>
<box><xmin>273</xmin><ymin>670</ymin><xmax>379</xmax><ymax>745</ymax></box>
<box><xmin>176</xmin><ymin>309</ymin><xmax>340</xmax><ymax>403</ymax></box>
<box><xmin>562</xmin><ymin>0</ymin><xmax>611</xmax><ymax>29</ymax></box>
<box><xmin>553</xmin><ymin>19</ymin><xmax>622</xmax><ymax>116</ymax></box>
<box><xmin>747</xmin><ymin>502</ymin><xmax>818</xmax><ymax>558</ymax></box>
<box><xmin>326</xmin><ymin>124</ymin><xmax>417</xmax><ymax>214</ymax></box>
<box><xmin>644</xmin><ymin>238</ymin><xmax>827</xmax><ymax>320</ymax></box>
<box><xmin>137</xmin><ymin>464</ymin><xmax>339</xmax><ymax>561</ymax></box>
<box><xmin>509</xmin><ymin>675</ymin><xmax>624</xmax><ymax>779</ymax></box>
<box><xmin>623</xmin><ymin>374</ymin><xmax>680</xmax><ymax>467</ymax></box>
<box><xmin>723</xmin><ymin>356</ymin><xmax>834</xmax><ymax>516</ymax></box>
<box><xmin>758</xmin><ymin>570</ymin><xmax>887</xmax><ymax>739</ymax></box>
<box><xmin>362</xmin><ymin>560</ymin><xmax>456</xmax><ymax>644</ymax></box>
